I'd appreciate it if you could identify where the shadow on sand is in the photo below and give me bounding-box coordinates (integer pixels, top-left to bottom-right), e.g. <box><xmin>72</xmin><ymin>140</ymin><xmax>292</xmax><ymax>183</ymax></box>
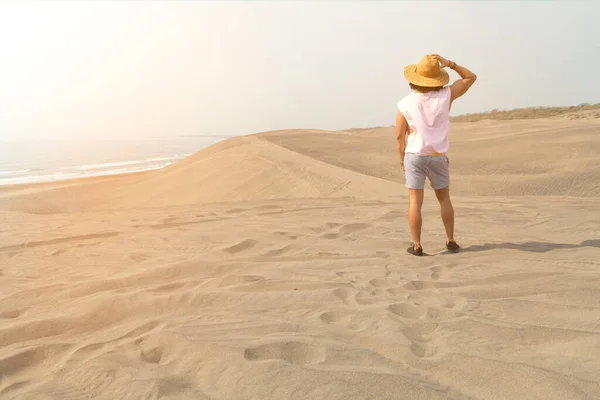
<box><xmin>463</xmin><ymin>239</ymin><xmax>600</xmax><ymax>253</ymax></box>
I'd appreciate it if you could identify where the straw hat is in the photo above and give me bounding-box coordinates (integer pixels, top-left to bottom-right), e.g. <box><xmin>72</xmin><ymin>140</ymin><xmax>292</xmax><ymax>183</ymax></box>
<box><xmin>404</xmin><ymin>55</ymin><xmax>449</xmax><ymax>87</ymax></box>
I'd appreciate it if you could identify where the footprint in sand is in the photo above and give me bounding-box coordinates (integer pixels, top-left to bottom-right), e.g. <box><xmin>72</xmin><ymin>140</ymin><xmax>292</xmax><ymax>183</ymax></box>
<box><xmin>244</xmin><ymin>342</ymin><xmax>326</xmax><ymax>365</ymax></box>
<box><xmin>426</xmin><ymin>306</ymin><xmax>457</xmax><ymax>320</ymax></box>
<box><xmin>261</xmin><ymin>245</ymin><xmax>294</xmax><ymax>257</ymax></box>
<box><xmin>409</xmin><ymin>340</ymin><xmax>436</xmax><ymax>358</ymax></box>
<box><xmin>429</xmin><ymin>262</ymin><xmax>460</xmax><ymax>280</ymax></box>
<box><xmin>129</xmin><ymin>253</ymin><xmax>151</xmax><ymax>263</ymax></box>
<box><xmin>219</xmin><ymin>275</ymin><xmax>263</xmax><ymax>287</ymax></box>
<box><xmin>309</xmin><ymin>222</ymin><xmax>341</xmax><ymax>233</ymax></box>
<box><xmin>355</xmin><ymin>289</ymin><xmax>387</xmax><ymax>305</ymax></box>
<box><xmin>0</xmin><ymin>309</ymin><xmax>22</xmax><ymax>319</ymax></box>
<box><xmin>162</xmin><ymin>217</ymin><xmax>177</xmax><ymax>224</ymax></box>
<box><xmin>402</xmin><ymin>326</ymin><xmax>431</xmax><ymax>343</ymax></box>
<box><xmin>319</xmin><ymin>310</ymin><xmax>352</xmax><ymax>325</ymax></box>
<box><xmin>369</xmin><ymin>278</ymin><xmax>390</xmax><ymax>288</ymax></box>
<box><xmin>314</xmin><ymin>222</ymin><xmax>368</xmax><ymax>240</ymax></box>
<box><xmin>223</xmin><ymin>239</ymin><xmax>257</xmax><ymax>253</ymax></box>
<box><xmin>403</xmin><ymin>280</ymin><xmax>435</xmax><ymax>291</ymax></box>
<box><xmin>226</xmin><ymin>208</ymin><xmax>247</xmax><ymax>214</ymax></box>
<box><xmin>321</xmin><ymin>223</ymin><xmax>371</xmax><ymax>239</ymax></box>
<box><xmin>402</xmin><ymin>323</ymin><xmax>440</xmax><ymax>358</ymax></box>
<box><xmin>272</xmin><ymin>231</ymin><xmax>299</xmax><ymax>240</ymax></box>
<box><xmin>388</xmin><ymin>303</ymin><xmax>428</xmax><ymax>319</ymax></box>
<box><xmin>149</xmin><ymin>281</ymin><xmax>188</xmax><ymax>292</ymax></box>
<box><xmin>386</xmin><ymin>287</ymin><xmax>407</xmax><ymax>297</ymax></box>
<box><xmin>332</xmin><ymin>287</ymin><xmax>357</xmax><ymax>304</ymax></box>
<box><xmin>338</xmin><ymin>223</ymin><xmax>370</xmax><ymax>236</ymax></box>
<box><xmin>141</xmin><ymin>346</ymin><xmax>164</xmax><ymax>364</ymax></box>
<box><xmin>377</xmin><ymin>210</ymin><xmax>403</xmax><ymax>222</ymax></box>
<box><xmin>48</xmin><ymin>248</ymin><xmax>67</xmax><ymax>256</ymax></box>
<box><xmin>430</xmin><ymin>266</ymin><xmax>444</xmax><ymax>280</ymax></box>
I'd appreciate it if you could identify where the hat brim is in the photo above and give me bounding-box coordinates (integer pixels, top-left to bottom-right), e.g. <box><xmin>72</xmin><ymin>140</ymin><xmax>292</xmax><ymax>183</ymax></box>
<box><xmin>404</xmin><ymin>64</ymin><xmax>449</xmax><ymax>87</ymax></box>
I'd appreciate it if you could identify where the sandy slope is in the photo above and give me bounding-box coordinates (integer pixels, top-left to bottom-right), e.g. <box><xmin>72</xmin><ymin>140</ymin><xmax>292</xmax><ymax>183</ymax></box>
<box><xmin>1</xmin><ymin>117</ymin><xmax>600</xmax><ymax>399</ymax></box>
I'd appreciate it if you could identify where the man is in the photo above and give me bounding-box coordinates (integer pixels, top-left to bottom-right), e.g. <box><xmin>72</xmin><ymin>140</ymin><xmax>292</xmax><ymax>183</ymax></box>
<box><xmin>396</xmin><ymin>54</ymin><xmax>477</xmax><ymax>256</ymax></box>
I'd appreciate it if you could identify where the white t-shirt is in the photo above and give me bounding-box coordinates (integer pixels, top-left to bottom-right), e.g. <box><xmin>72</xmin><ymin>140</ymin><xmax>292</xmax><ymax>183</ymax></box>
<box><xmin>397</xmin><ymin>86</ymin><xmax>451</xmax><ymax>155</ymax></box>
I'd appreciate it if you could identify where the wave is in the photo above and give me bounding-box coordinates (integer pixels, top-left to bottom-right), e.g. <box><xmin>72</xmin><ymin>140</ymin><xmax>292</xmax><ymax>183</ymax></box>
<box><xmin>0</xmin><ymin>169</ymin><xmax>32</xmax><ymax>175</ymax></box>
<box><xmin>0</xmin><ymin>161</ymin><xmax>177</xmax><ymax>186</ymax></box>
<box><xmin>67</xmin><ymin>156</ymin><xmax>188</xmax><ymax>172</ymax></box>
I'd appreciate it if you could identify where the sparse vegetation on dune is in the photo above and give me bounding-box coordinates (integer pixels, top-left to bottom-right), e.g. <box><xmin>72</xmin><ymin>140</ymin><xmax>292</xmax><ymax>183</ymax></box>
<box><xmin>450</xmin><ymin>103</ymin><xmax>600</xmax><ymax>122</ymax></box>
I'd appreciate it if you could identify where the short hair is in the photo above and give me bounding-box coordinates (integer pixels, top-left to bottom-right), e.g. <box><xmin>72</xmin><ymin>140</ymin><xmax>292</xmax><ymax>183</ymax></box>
<box><xmin>409</xmin><ymin>83</ymin><xmax>444</xmax><ymax>93</ymax></box>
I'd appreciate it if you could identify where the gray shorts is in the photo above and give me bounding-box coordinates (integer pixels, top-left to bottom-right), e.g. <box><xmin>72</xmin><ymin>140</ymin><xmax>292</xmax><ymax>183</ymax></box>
<box><xmin>404</xmin><ymin>153</ymin><xmax>450</xmax><ymax>190</ymax></box>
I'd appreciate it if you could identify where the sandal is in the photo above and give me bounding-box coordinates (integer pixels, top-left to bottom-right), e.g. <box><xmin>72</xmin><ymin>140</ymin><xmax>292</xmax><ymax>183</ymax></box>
<box><xmin>407</xmin><ymin>243</ymin><xmax>424</xmax><ymax>256</ymax></box>
<box><xmin>446</xmin><ymin>241</ymin><xmax>460</xmax><ymax>253</ymax></box>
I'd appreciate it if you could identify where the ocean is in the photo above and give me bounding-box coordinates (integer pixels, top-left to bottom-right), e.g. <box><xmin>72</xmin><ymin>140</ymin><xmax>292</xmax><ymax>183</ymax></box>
<box><xmin>0</xmin><ymin>135</ymin><xmax>234</xmax><ymax>186</ymax></box>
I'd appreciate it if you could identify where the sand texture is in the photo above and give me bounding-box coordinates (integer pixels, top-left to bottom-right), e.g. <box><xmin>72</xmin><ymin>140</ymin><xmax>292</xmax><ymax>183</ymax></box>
<box><xmin>1</xmin><ymin>117</ymin><xmax>600</xmax><ymax>399</ymax></box>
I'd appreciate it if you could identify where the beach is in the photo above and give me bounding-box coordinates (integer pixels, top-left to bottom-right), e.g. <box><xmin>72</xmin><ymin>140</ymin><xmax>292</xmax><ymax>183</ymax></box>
<box><xmin>0</xmin><ymin>135</ymin><xmax>232</xmax><ymax>187</ymax></box>
<box><xmin>1</xmin><ymin>116</ymin><xmax>600</xmax><ymax>399</ymax></box>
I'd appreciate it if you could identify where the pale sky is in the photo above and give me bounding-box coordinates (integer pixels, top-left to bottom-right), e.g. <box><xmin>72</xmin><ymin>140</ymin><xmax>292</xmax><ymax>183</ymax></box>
<box><xmin>0</xmin><ymin>1</ymin><xmax>599</xmax><ymax>140</ymax></box>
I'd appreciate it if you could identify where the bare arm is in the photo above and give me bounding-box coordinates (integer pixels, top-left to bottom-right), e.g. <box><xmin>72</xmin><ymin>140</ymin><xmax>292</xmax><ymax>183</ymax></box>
<box><xmin>396</xmin><ymin>110</ymin><xmax>408</xmax><ymax>170</ymax></box>
<box><xmin>431</xmin><ymin>54</ymin><xmax>477</xmax><ymax>103</ymax></box>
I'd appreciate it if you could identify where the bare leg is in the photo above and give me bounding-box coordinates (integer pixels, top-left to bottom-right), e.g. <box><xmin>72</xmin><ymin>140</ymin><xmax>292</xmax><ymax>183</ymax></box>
<box><xmin>434</xmin><ymin>186</ymin><xmax>454</xmax><ymax>243</ymax></box>
<box><xmin>408</xmin><ymin>189</ymin><xmax>424</xmax><ymax>248</ymax></box>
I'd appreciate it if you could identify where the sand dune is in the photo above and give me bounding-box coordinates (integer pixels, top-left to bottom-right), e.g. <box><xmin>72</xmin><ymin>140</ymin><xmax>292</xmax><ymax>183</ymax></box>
<box><xmin>2</xmin><ymin>117</ymin><xmax>600</xmax><ymax>399</ymax></box>
<box><xmin>1</xmin><ymin>118</ymin><xmax>599</xmax><ymax>214</ymax></box>
<box><xmin>262</xmin><ymin>119</ymin><xmax>600</xmax><ymax>197</ymax></box>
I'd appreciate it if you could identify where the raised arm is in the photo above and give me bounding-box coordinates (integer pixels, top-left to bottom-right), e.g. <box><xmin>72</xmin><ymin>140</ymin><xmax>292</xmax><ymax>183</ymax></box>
<box><xmin>431</xmin><ymin>54</ymin><xmax>477</xmax><ymax>103</ymax></box>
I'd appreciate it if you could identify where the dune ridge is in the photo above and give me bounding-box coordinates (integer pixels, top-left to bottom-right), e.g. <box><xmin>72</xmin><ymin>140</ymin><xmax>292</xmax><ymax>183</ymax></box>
<box><xmin>1</xmin><ymin>117</ymin><xmax>599</xmax><ymax>215</ymax></box>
